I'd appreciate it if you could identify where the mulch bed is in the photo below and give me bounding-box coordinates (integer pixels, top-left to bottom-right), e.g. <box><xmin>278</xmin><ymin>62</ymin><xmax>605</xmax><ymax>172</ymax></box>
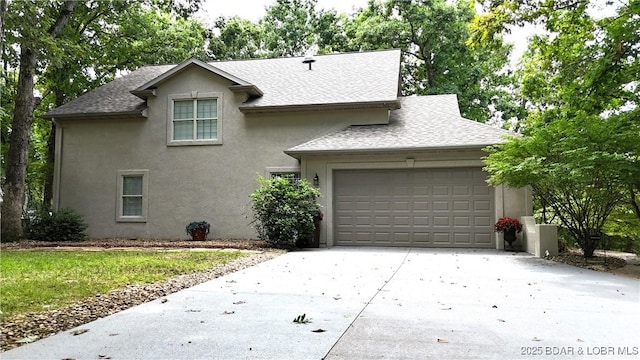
<box><xmin>0</xmin><ymin>238</ymin><xmax>270</xmax><ymax>251</ymax></box>
<box><xmin>548</xmin><ymin>251</ymin><xmax>627</xmax><ymax>272</ymax></box>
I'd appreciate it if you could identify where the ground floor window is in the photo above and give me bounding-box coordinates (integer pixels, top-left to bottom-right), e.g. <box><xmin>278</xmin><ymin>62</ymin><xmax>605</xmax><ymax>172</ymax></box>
<box><xmin>267</xmin><ymin>166</ymin><xmax>301</xmax><ymax>184</ymax></box>
<box><xmin>117</xmin><ymin>170</ymin><xmax>148</xmax><ymax>222</ymax></box>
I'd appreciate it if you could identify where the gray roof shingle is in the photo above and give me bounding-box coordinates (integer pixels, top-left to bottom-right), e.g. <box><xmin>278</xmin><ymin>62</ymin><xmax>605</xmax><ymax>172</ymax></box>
<box><xmin>45</xmin><ymin>49</ymin><xmax>401</xmax><ymax>118</ymax></box>
<box><xmin>45</xmin><ymin>65</ymin><xmax>173</xmax><ymax>118</ymax></box>
<box><xmin>285</xmin><ymin>95</ymin><xmax>511</xmax><ymax>155</ymax></box>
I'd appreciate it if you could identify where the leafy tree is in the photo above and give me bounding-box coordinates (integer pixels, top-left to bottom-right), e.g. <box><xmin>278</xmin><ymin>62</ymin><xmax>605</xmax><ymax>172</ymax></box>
<box><xmin>209</xmin><ymin>16</ymin><xmax>266</xmax><ymax>60</ymax></box>
<box><xmin>1</xmin><ymin>0</ymin><xmax>78</xmax><ymax>242</ymax></box>
<box><xmin>483</xmin><ymin>1</ymin><xmax>639</xmax><ymax>256</ymax></box>
<box><xmin>344</xmin><ymin>0</ymin><xmax>520</xmax><ymax>122</ymax></box>
<box><xmin>209</xmin><ymin>0</ymin><xmax>349</xmax><ymax>59</ymax></box>
<box><xmin>250</xmin><ymin>176</ymin><xmax>321</xmax><ymax>248</ymax></box>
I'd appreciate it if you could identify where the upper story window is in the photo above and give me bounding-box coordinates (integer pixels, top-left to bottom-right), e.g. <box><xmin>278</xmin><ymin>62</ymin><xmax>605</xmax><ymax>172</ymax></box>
<box><xmin>168</xmin><ymin>93</ymin><xmax>223</xmax><ymax>146</ymax></box>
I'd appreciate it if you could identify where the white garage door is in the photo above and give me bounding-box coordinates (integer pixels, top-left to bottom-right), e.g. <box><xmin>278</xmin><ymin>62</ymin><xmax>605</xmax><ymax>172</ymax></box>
<box><xmin>334</xmin><ymin>168</ymin><xmax>494</xmax><ymax>247</ymax></box>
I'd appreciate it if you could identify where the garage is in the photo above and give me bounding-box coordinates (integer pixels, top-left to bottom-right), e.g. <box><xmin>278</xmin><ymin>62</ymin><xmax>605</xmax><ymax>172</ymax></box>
<box><xmin>334</xmin><ymin>167</ymin><xmax>494</xmax><ymax>247</ymax></box>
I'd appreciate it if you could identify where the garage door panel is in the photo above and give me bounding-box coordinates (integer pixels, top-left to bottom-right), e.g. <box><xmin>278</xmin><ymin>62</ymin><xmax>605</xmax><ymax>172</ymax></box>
<box><xmin>454</xmin><ymin>216</ymin><xmax>470</xmax><ymax>226</ymax></box>
<box><xmin>334</xmin><ymin>168</ymin><xmax>494</xmax><ymax>248</ymax></box>
<box><xmin>432</xmin><ymin>186</ymin><xmax>450</xmax><ymax>196</ymax></box>
<box><xmin>413</xmin><ymin>216</ymin><xmax>429</xmax><ymax>226</ymax></box>
<box><xmin>474</xmin><ymin>216</ymin><xmax>491</xmax><ymax>226</ymax></box>
<box><xmin>454</xmin><ymin>233</ymin><xmax>472</xmax><ymax>245</ymax></box>
<box><xmin>433</xmin><ymin>201</ymin><xmax>449</xmax><ymax>211</ymax></box>
<box><xmin>433</xmin><ymin>232</ymin><xmax>452</xmax><ymax>244</ymax></box>
<box><xmin>433</xmin><ymin>216</ymin><xmax>451</xmax><ymax>226</ymax></box>
<box><xmin>474</xmin><ymin>200</ymin><xmax>491</xmax><ymax>211</ymax></box>
<box><xmin>453</xmin><ymin>201</ymin><xmax>470</xmax><ymax>211</ymax></box>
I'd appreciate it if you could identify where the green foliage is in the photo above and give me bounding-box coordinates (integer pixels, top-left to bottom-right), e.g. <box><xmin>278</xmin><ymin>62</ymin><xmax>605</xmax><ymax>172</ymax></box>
<box><xmin>27</xmin><ymin>208</ymin><xmax>88</xmax><ymax>242</ymax></box>
<box><xmin>210</xmin><ymin>0</ymin><xmax>349</xmax><ymax>59</ymax></box>
<box><xmin>250</xmin><ymin>176</ymin><xmax>321</xmax><ymax>248</ymax></box>
<box><xmin>604</xmin><ymin>206</ymin><xmax>640</xmax><ymax>255</ymax></box>
<box><xmin>344</xmin><ymin>0</ymin><xmax>518</xmax><ymax>123</ymax></box>
<box><xmin>483</xmin><ymin>1</ymin><xmax>639</xmax><ymax>257</ymax></box>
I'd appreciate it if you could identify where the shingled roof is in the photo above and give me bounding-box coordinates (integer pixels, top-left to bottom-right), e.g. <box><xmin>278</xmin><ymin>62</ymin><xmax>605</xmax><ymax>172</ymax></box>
<box><xmin>45</xmin><ymin>49</ymin><xmax>401</xmax><ymax>119</ymax></box>
<box><xmin>285</xmin><ymin>95</ymin><xmax>511</xmax><ymax>157</ymax></box>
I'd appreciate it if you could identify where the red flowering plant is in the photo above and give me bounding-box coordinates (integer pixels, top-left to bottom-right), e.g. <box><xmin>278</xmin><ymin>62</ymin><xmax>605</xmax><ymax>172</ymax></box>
<box><xmin>494</xmin><ymin>217</ymin><xmax>522</xmax><ymax>233</ymax></box>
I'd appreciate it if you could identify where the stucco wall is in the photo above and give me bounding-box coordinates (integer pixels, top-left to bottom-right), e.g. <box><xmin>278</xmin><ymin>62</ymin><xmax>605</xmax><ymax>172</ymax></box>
<box><xmin>54</xmin><ymin>66</ymin><xmax>390</xmax><ymax>239</ymax></box>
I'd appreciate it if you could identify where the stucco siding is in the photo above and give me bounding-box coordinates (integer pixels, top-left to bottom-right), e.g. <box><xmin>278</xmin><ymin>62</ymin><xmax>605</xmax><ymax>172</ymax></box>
<box><xmin>55</xmin><ymin>66</ymin><xmax>390</xmax><ymax>239</ymax></box>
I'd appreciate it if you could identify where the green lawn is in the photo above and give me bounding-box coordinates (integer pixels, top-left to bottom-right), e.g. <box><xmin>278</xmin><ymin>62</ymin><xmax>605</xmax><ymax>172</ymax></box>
<box><xmin>0</xmin><ymin>249</ymin><xmax>245</xmax><ymax>321</ymax></box>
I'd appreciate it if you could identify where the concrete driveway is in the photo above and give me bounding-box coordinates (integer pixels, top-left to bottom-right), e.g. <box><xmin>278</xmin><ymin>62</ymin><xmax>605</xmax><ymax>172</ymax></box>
<box><xmin>3</xmin><ymin>248</ymin><xmax>639</xmax><ymax>359</ymax></box>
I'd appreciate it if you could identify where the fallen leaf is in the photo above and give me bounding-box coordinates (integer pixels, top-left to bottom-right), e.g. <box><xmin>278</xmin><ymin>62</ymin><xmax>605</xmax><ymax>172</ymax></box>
<box><xmin>437</xmin><ymin>338</ymin><xmax>449</xmax><ymax>343</ymax></box>
<box><xmin>492</xmin><ymin>305</ymin><xmax>498</xmax><ymax>308</ymax></box>
<box><xmin>222</xmin><ymin>311</ymin><xmax>235</xmax><ymax>315</ymax></box>
<box><xmin>70</xmin><ymin>329</ymin><xmax>89</xmax><ymax>336</ymax></box>
<box><xmin>98</xmin><ymin>355</ymin><xmax>111</xmax><ymax>359</ymax></box>
<box><xmin>577</xmin><ymin>339</ymin><xmax>584</xmax><ymax>342</ymax></box>
<box><xmin>312</xmin><ymin>329</ymin><xmax>326</xmax><ymax>333</ymax></box>
<box><xmin>497</xmin><ymin>319</ymin><xmax>506</xmax><ymax>322</ymax></box>
<box><xmin>333</xmin><ymin>296</ymin><xmax>341</xmax><ymax>300</ymax></box>
<box><xmin>15</xmin><ymin>335</ymin><xmax>39</xmax><ymax>344</ymax></box>
<box><xmin>532</xmin><ymin>337</ymin><xmax>542</xmax><ymax>341</ymax></box>
<box><xmin>109</xmin><ymin>333</ymin><xmax>119</xmax><ymax>337</ymax></box>
<box><xmin>160</xmin><ymin>298</ymin><xmax>168</xmax><ymax>303</ymax></box>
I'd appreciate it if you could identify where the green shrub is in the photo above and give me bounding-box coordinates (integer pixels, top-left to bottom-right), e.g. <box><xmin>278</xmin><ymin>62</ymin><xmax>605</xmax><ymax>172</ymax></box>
<box><xmin>250</xmin><ymin>176</ymin><xmax>321</xmax><ymax>248</ymax></box>
<box><xmin>27</xmin><ymin>208</ymin><xmax>88</xmax><ymax>241</ymax></box>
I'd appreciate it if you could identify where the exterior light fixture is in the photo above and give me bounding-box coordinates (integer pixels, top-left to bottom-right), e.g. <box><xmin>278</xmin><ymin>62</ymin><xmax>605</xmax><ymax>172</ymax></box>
<box><xmin>313</xmin><ymin>173</ymin><xmax>319</xmax><ymax>187</ymax></box>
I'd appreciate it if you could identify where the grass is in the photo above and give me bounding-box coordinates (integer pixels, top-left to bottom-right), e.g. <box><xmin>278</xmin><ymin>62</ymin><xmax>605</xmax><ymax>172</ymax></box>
<box><xmin>0</xmin><ymin>249</ymin><xmax>245</xmax><ymax>321</ymax></box>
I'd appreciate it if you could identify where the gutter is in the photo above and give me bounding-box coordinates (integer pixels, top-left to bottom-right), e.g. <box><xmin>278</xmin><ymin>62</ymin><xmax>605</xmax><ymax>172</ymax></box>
<box><xmin>284</xmin><ymin>143</ymin><xmax>501</xmax><ymax>160</ymax></box>
<box><xmin>240</xmin><ymin>100</ymin><xmax>401</xmax><ymax>114</ymax></box>
<box><xmin>42</xmin><ymin>110</ymin><xmax>147</xmax><ymax>120</ymax></box>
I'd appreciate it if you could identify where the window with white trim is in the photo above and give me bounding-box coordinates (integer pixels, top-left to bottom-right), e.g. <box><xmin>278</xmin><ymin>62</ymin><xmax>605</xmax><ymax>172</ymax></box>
<box><xmin>117</xmin><ymin>170</ymin><xmax>148</xmax><ymax>222</ymax></box>
<box><xmin>266</xmin><ymin>167</ymin><xmax>301</xmax><ymax>184</ymax></box>
<box><xmin>270</xmin><ymin>172</ymin><xmax>301</xmax><ymax>183</ymax></box>
<box><xmin>168</xmin><ymin>93</ymin><xmax>222</xmax><ymax>146</ymax></box>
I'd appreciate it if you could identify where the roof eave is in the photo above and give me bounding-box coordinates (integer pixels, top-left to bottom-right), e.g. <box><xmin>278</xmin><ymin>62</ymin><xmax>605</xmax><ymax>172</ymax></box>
<box><xmin>131</xmin><ymin>58</ymin><xmax>259</xmax><ymax>100</ymax></box>
<box><xmin>284</xmin><ymin>142</ymin><xmax>504</xmax><ymax>160</ymax></box>
<box><xmin>43</xmin><ymin>110</ymin><xmax>147</xmax><ymax>121</ymax></box>
<box><xmin>229</xmin><ymin>84</ymin><xmax>264</xmax><ymax>97</ymax></box>
<box><xmin>240</xmin><ymin>99</ymin><xmax>401</xmax><ymax>114</ymax></box>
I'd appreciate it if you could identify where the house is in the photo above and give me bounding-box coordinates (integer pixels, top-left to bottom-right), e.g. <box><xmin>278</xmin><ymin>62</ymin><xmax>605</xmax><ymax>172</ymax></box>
<box><xmin>44</xmin><ymin>49</ymin><xmax>531</xmax><ymax>248</ymax></box>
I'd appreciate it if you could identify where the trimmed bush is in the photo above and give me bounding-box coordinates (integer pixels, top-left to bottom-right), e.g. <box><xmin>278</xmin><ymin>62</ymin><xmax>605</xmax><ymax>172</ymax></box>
<box><xmin>250</xmin><ymin>176</ymin><xmax>321</xmax><ymax>248</ymax></box>
<box><xmin>27</xmin><ymin>208</ymin><xmax>88</xmax><ymax>241</ymax></box>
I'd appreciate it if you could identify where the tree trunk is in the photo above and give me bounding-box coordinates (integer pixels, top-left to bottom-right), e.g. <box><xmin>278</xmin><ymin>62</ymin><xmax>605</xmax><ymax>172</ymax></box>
<box><xmin>1</xmin><ymin>1</ymin><xmax>76</xmax><ymax>242</ymax></box>
<box><xmin>1</xmin><ymin>47</ymin><xmax>36</xmax><ymax>242</ymax></box>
